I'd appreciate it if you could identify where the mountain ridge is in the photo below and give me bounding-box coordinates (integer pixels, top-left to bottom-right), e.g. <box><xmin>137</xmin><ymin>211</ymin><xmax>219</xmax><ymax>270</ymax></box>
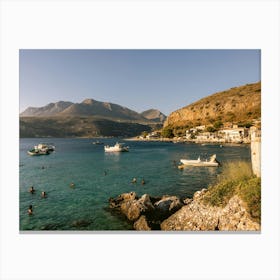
<box><xmin>164</xmin><ymin>81</ymin><xmax>261</xmax><ymax>129</ymax></box>
<box><xmin>20</xmin><ymin>99</ymin><xmax>165</xmax><ymax>124</ymax></box>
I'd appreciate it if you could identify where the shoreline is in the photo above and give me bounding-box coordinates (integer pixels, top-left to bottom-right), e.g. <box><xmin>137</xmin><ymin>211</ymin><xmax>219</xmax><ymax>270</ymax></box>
<box><xmin>124</xmin><ymin>137</ymin><xmax>251</xmax><ymax>145</ymax></box>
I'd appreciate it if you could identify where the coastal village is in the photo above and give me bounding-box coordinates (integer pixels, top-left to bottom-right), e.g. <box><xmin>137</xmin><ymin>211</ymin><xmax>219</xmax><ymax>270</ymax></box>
<box><xmin>140</xmin><ymin>119</ymin><xmax>261</xmax><ymax>145</ymax></box>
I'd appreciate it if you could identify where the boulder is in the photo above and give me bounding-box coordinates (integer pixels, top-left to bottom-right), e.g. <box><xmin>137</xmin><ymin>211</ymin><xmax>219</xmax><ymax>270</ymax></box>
<box><xmin>111</xmin><ymin>193</ymin><xmax>155</xmax><ymax>221</ymax></box>
<box><xmin>109</xmin><ymin>192</ymin><xmax>137</xmax><ymax>208</ymax></box>
<box><xmin>134</xmin><ymin>215</ymin><xmax>151</xmax><ymax>231</ymax></box>
<box><xmin>154</xmin><ymin>195</ymin><xmax>183</xmax><ymax>213</ymax></box>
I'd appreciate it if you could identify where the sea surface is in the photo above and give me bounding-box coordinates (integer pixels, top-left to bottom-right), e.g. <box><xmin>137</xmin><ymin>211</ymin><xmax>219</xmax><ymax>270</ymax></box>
<box><xmin>19</xmin><ymin>138</ymin><xmax>251</xmax><ymax>231</ymax></box>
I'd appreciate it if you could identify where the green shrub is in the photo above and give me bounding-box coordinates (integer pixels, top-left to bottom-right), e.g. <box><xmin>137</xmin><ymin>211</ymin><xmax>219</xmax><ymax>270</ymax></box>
<box><xmin>161</xmin><ymin>126</ymin><xmax>174</xmax><ymax>138</ymax></box>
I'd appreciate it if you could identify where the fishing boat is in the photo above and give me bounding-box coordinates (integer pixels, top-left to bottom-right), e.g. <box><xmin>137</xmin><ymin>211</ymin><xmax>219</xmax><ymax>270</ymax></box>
<box><xmin>27</xmin><ymin>148</ymin><xmax>50</xmax><ymax>156</ymax></box>
<box><xmin>34</xmin><ymin>143</ymin><xmax>55</xmax><ymax>152</ymax></box>
<box><xmin>104</xmin><ymin>142</ymin><xmax>129</xmax><ymax>152</ymax></box>
<box><xmin>27</xmin><ymin>143</ymin><xmax>55</xmax><ymax>156</ymax></box>
<box><xmin>179</xmin><ymin>154</ymin><xmax>219</xmax><ymax>167</ymax></box>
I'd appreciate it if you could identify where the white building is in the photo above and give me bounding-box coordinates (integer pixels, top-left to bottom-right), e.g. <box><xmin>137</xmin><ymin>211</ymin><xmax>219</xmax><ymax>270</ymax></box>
<box><xmin>220</xmin><ymin>128</ymin><xmax>249</xmax><ymax>143</ymax></box>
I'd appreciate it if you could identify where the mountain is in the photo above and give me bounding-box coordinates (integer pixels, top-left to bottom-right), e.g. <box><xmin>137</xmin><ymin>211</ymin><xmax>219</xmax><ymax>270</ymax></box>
<box><xmin>20</xmin><ymin>101</ymin><xmax>74</xmax><ymax>117</ymax></box>
<box><xmin>141</xmin><ymin>109</ymin><xmax>166</xmax><ymax>123</ymax></box>
<box><xmin>20</xmin><ymin>99</ymin><xmax>165</xmax><ymax>137</ymax></box>
<box><xmin>20</xmin><ymin>99</ymin><xmax>150</xmax><ymax>123</ymax></box>
<box><xmin>164</xmin><ymin>82</ymin><xmax>261</xmax><ymax>129</ymax></box>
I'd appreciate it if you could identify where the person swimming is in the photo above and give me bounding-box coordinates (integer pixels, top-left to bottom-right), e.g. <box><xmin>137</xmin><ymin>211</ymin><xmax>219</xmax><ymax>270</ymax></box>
<box><xmin>41</xmin><ymin>191</ymin><xmax>47</xmax><ymax>198</ymax></box>
<box><xmin>141</xmin><ymin>179</ymin><xmax>146</xmax><ymax>185</ymax></box>
<box><xmin>131</xmin><ymin>177</ymin><xmax>137</xmax><ymax>183</ymax></box>
<box><xmin>29</xmin><ymin>186</ymin><xmax>35</xmax><ymax>194</ymax></box>
<box><xmin>70</xmin><ymin>182</ymin><xmax>75</xmax><ymax>188</ymax></box>
<box><xmin>28</xmin><ymin>205</ymin><xmax>33</xmax><ymax>215</ymax></box>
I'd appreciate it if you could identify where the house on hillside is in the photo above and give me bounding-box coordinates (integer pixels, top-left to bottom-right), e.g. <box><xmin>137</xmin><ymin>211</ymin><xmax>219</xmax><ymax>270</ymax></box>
<box><xmin>220</xmin><ymin>127</ymin><xmax>249</xmax><ymax>143</ymax></box>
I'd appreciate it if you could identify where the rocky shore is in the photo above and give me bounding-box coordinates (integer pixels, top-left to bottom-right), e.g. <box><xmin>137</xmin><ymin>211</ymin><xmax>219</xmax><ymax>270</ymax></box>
<box><xmin>108</xmin><ymin>189</ymin><xmax>260</xmax><ymax>231</ymax></box>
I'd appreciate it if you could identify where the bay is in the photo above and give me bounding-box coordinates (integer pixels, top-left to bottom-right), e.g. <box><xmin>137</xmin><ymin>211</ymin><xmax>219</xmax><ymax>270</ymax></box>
<box><xmin>19</xmin><ymin>138</ymin><xmax>251</xmax><ymax>231</ymax></box>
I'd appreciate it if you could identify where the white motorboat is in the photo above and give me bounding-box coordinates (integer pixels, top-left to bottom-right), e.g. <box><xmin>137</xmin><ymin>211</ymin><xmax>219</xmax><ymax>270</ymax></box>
<box><xmin>179</xmin><ymin>154</ymin><xmax>219</xmax><ymax>167</ymax></box>
<box><xmin>34</xmin><ymin>143</ymin><xmax>55</xmax><ymax>152</ymax></box>
<box><xmin>104</xmin><ymin>142</ymin><xmax>129</xmax><ymax>152</ymax></box>
<box><xmin>27</xmin><ymin>148</ymin><xmax>50</xmax><ymax>156</ymax></box>
<box><xmin>27</xmin><ymin>143</ymin><xmax>55</xmax><ymax>156</ymax></box>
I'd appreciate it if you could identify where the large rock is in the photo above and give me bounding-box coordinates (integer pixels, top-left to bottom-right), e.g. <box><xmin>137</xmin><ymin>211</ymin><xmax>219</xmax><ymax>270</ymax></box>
<box><xmin>218</xmin><ymin>195</ymin><xmax>260</xmax><ymax>231</ymax></box>
<box><xmin>161</xmin><ymin>192</ymin><xmax>260</xmax><ymax>231</ymax></box>
<box><xmin>109</xmin><ymin>193</ymin><xmax>155</xmax><ymax>221</ymax></box>
<box><xmin>109</xmin><ymin>192</ymin><xmax>182</xmax><ymax>226</ymax></box>
<box><xmin>134</xmin><ymin>215</ymin><xmax>151</xmax><ymax>231</ymax></box>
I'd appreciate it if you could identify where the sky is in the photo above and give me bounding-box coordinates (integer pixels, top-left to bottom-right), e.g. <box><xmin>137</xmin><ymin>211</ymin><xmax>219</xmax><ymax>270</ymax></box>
<box><xmin>19</xmin><ymin>49</ymin><xmax>260</xmax><ymax>115</ymax></box>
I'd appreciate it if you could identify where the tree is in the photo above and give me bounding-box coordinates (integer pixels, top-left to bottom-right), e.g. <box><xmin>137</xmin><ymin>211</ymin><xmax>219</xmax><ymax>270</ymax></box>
<box><xmin>161</xmin><ymin>126</ymin><xmax>174</xmax><ymax>138</ymax></box>
<box><xmin>206</xmin><ymin>126</ymin><xmax>217</xmax><ymax>133</ymax></box>
<box><xmin>214</xmin><ymin>121</ymin><xmax>223</xmax><ymax>129</ymax></box>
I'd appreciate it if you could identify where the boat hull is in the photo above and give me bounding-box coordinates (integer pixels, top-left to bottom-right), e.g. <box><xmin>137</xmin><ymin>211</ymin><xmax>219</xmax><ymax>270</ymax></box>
<box><xmin>28</xmin><ymin>150</ymin><xmax>50</xmax><ymax>156</ymax></box>
<box><xmin>104</xmin><ymin>142</ymin><xmax>129</xmax><ymax>152</ymax></box>
<box><xmin>180</xmin><ymin>159</ymin><xmax>219</xmax><ymax>167</ymax></box>
<box><xmin>104</xmin><ymin>147</ymin><xmax>129</xmax><ymax>152</ymax></box>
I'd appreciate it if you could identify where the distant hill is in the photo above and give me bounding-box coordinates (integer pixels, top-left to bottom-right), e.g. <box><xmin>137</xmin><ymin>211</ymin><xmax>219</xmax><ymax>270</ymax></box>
<box><xmin>20</xmin><ymin>99</ymin><xmax>166</xmax><ymax>137</ymax></box>
<box><xmin>21</xmin><ymin>99</ymin><xmax>149</xmax><ymax>123</ymax></box>
<box><xmin>164</xmin><ymin>82</ymin><xmax>261</xmax><ymax>129</ymax></box>
<box><xmin>20</xmin><ymin>116</ymin><xmax>154</xmax><ymax>138</ymax></box>
<box><xmin>141</xmin><ymin>109</ymin><xmax>166</xmax><ymax>123</ymax></box>
<box><xmin>20</xmin><ymin>101</ymin><xmax>74</xmax><ymax>117</ymax></box>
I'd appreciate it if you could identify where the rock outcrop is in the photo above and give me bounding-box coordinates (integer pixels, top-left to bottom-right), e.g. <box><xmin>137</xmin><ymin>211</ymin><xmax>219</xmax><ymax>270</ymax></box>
<box><xmin>109</xmin><ymin>189</ymin><xmax>260</xmax><ymax>231</ymax></box>
<box><xmin>109</xmin><ymin>192</ymin><xmax>184</xmax><ymax>230</ymax></box>
<box><xmin>161</xmin><ymin>190</ymin><xmax>260</xmax><ymax>231</ymax></box>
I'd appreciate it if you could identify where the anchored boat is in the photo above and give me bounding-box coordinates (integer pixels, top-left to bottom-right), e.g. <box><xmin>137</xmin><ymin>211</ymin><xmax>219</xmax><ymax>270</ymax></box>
<box><xmin>104</xmin><ymin>142</ymin><xmax>129</xmax><ymax>152</ymax></box>
<box><xmin>179</xmin><ymin>154</ymin><xmax>220</xmax><ymax>167</ymax></box>
<box><xmin>27</xmin><ymin>143</ymin><xmax>55</xmax><ymax>156</ymax></box>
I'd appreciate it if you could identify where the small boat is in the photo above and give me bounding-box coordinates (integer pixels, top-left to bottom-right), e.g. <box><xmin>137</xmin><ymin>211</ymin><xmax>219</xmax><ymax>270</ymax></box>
<box><xmin>34</xmin><ymin>143</ymin><xmax>55</xmax><ymax>152</ymax></box>
<box><xmin>27</xmin><ymin>143</ymin><xmax>55</xmax><ymax>156</ymax></box>
<box><xmin>179</xmin><ymin>154</ymin><xmax>219</xmax><ymax>167</ymax></box>
<box><xmin>104</xmin><ymin>142</ymin><xmax>129</xmax><ymax>152</ymax></box>
<box><xmin>27</xmin><ymin>148</ymin><xmax>50</xmax><ymax>156</ymax></box>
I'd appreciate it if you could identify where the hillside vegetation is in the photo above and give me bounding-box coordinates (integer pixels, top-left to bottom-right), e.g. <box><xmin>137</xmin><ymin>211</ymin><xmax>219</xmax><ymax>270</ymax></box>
<box><xmin>203</xmin><ymin>161</ymin><xmax>261</xmax><ymax>223</ymax></box>
<box><xmin>164</xmin><ymin>82</ymin><xmax>261</xmax><ymax>129</ymax></box>
<box><xmin>20</xmin><ymin>116</ymin><xmax>154</xmax><ymax>138</ymax></box>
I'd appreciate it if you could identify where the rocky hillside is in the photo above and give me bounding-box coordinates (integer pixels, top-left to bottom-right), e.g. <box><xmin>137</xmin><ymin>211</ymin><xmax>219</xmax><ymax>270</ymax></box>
<box><xmin>21</xmin><ymin>99</ymin><xmax>150</xmax><ymax>123</ymax></box>
<box><xmin>164</xmin><ymin>82</ymin><xmax>261</xmax><ymax>128</ymax></box>
<box><xmin>20</xmin><ymin>101</ymin><xmax>74</xmax><ymax>117</ymax></box>
<box><xmin>141</xmin><ymin>109</ymin><xmax>166</xmax><ymax>123</ymax></box>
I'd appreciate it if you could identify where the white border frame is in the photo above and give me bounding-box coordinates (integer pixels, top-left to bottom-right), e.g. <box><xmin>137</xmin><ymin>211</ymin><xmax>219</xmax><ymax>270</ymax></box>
<box><xmin>1</xmin><ymin>1</ymin><xmax>279</xmax><ymax>279</ymax></box>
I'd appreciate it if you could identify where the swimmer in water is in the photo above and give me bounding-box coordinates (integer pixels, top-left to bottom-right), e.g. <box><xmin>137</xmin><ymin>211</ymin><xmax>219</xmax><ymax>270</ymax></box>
<box><xmin>131</xmin><ymin>177</ymin><xmax>137</xmax><ymax>183</ymax></box>
<box><xmin>41</xmin><ymin>191</ymin><xmax>47</xmax><ymax>198</ymax></box>
<box><xmin>28</xmin><ymin>205</ymin><xmax>33</xmax><ymax>215</ymax></box>
<box><xmin>29</xmin><ymin>186</ymin><xmax>35</xmax><ymax>194</ymax></box>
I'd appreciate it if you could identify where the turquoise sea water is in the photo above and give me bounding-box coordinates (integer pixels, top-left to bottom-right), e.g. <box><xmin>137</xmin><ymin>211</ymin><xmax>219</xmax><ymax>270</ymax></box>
<box><xmin>19</xmin><ymin>138</ymin><xmax>251</xmax><ymax>230</ymax></box>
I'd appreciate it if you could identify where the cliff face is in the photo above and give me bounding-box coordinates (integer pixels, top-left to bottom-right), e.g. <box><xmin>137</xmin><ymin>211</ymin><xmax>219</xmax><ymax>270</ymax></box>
<box><xmin>164</xmin><ymin>82</ymin><xmax>261</xmax><ymax>128</ymax></box>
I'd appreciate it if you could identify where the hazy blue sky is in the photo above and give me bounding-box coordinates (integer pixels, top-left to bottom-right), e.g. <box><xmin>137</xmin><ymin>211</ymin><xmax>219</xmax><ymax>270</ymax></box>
<box><xmin>19</xmin><ymin>49</ymin><xmax>260</xmax><ymax>115</ymax></box>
